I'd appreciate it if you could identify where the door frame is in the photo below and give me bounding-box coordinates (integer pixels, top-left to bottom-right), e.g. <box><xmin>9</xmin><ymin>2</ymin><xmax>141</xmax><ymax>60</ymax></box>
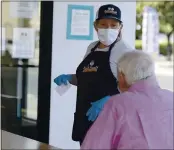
<box><xmin>37</xmin><ymin>1</ymin><xmax>53</xmax><ymax>143</ymax></box>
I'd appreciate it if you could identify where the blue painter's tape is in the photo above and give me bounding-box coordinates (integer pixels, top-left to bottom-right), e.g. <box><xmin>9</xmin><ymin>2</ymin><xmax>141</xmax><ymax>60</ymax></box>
<box><xmin>66</xmin><ymin>4</ymin><xmax>94</xmax><ymax>40</ymax></box>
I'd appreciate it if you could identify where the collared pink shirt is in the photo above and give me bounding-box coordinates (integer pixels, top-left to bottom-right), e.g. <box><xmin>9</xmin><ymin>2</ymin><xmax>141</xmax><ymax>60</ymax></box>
<box><xmin>81</xmin><ymin>76</ymin><xmax>173</xmax><ymax>149</ymax></box>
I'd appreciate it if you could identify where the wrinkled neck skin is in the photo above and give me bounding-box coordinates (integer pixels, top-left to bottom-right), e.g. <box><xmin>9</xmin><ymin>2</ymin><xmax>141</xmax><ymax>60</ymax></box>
<box><xmin>120</xmin><ymin>86</ymin><xmax>130</xmax><ymax>92</ymax></box>
<box><xmin>119</xmin><ymin>84</ymin><xmax>130</xmax><ymax>93</ymax></box>
<box><xmin>98</xmin><ymin>42</ymin><xmax>109</xmax><ymax>49</ymax></box>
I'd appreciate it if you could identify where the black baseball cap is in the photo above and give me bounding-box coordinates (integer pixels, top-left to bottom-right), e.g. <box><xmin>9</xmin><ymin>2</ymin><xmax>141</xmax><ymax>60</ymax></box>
<box><xmin>95</xmin><ymin>4</ymin><xmax>122</xmax><ymax>23</ymax></box>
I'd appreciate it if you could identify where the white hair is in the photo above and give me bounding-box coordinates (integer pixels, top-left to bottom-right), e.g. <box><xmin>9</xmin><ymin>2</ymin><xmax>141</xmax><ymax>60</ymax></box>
<box><xmin>117</xmin><ymin>50</ymin><xmax>155</xmax><ymax>85</ymax></box>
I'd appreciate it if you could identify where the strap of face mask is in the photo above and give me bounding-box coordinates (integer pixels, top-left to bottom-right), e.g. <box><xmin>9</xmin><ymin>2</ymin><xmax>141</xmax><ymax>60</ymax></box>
<box><xmin>108</xmin><ymin>28</ymin><xmax>122</xmax><ymax>53</ymax></box>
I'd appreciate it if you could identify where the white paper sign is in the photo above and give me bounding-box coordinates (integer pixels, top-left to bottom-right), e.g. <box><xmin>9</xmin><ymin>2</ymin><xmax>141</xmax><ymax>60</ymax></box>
<box><xmin>142</xmin><ymin>7</ymin><xmax>159</xmax><ymax>54</ymax></box>
<box><xmin>10</xmin><ymin>1</ymin><xmax>38</xmax><ymax>18</ymax></box>
<box><xmin>12</xmin><ymin>28</ymin><xmax>35</xmax><ymax>59</ymax></box>
<box><xmin>71</xmin><ymin>9</ymin><xmax>90</xmax><ymax>36</ymax></box>
<box><xmin>0</xmin><ymin>27</ymin><xmax>6</xmax><ymax>51</ymax></box>
<box><xmin>55</xmin><ymin>83</ymin><xmax>71</xmax><ymax>96</ymax></box>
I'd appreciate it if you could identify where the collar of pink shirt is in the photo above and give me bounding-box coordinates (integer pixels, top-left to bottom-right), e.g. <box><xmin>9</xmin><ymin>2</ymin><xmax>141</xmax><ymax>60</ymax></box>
<box><xmin>128</xmin><ymin>75</ymin><xmax>160</xmax><ymax>92</ymax></box>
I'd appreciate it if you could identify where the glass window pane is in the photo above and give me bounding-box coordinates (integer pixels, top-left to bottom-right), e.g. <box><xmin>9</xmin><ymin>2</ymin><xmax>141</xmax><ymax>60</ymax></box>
<box><xmin>1</xmin><ymin>1</ymin><xmax>41</xmax><ymax>139</ymax></box>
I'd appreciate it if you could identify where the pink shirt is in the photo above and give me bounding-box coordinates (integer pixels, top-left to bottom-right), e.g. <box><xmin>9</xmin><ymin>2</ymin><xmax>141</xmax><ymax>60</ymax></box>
<box><xmin>81</xmin><ymin>76</ymin><xmax>173</xmax><ymax>149</ymax></box>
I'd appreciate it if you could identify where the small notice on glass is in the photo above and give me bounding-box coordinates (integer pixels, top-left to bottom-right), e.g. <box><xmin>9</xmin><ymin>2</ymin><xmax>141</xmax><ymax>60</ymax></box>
<box><xmin>12</xmin><ymin>28</ymin><xmax>35</xmax><ymax>59</ymax></box>
<box><xmin>10</xmin><ymin>1</ymin><xmax>38</xmax><ymax>18</ymax></box>
<box><xmin>0</xmin><ymin>27</ymin><xmax>6</xmax><ymax>52</ymax></box>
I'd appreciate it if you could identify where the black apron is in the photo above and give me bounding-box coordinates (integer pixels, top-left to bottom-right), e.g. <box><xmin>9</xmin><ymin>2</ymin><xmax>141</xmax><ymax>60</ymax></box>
<box><xmin>72</xmin><ymin>41</ymin><xmax>119</xmax><ymax>143</ymax></box>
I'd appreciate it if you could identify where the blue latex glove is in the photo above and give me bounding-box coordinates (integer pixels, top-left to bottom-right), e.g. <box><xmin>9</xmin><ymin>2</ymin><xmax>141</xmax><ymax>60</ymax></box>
<box><xmin>86</xmin><ymin>96</ymin><xmax>110</xmax><ymax>122</ymax></box>
<box><xmin>54</xmin><ymin>74</ymin><xmax>72</xmax><ymax>86</ymax></box>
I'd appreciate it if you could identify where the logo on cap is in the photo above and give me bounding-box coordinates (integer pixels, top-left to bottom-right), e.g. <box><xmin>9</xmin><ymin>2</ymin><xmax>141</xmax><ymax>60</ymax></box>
<box><xmin>104</xmin><ymin>7</ymin><xmax>117</xmax><ymax>15</ymax></box>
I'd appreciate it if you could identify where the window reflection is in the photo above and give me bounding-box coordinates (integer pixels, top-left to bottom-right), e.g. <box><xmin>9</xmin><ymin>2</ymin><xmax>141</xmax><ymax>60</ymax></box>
<box><xmin>1</xmin><ymin>1</ymin><xmax>41</xmax><ymax>138</ymax></box>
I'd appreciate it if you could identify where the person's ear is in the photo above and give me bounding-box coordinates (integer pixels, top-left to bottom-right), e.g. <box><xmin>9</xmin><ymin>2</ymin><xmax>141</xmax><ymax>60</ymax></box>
<box><xmin>119</xmin><ymin>23</ymin><xmax>123</xmax><ymax>32</ymax></box>
<box><xmin>118</xmin><ymin>71</ymin><xmax>129</xmax><ymax>91</ymax></box>
<box><xmin>120</xmin><ymin>23</ymin><xmax>123</xmax><ymax>29</ymax></box>
<box><xmin>94</xmin><ymin>21</ymin><xmax>98</xmax><ymax>32</ymax></box>
<box><xmin>118</xmin><ymin>71</ymin><xmax>124</xmax><ymax>91</ymax></box>
<box><xmin>118</xmin><ymin>23</ymin><xmax>123</xmax><ymax>38</ymax></box>
<box><xmin>119</xmin><ymin>72</ymin><xmax>125</xmax><ymax>84</ymax></box>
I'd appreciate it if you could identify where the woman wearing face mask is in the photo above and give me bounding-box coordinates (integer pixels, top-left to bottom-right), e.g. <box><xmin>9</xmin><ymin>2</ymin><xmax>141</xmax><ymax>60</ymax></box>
<box><xmin>54</xmin><ymin>4</ymin><xmax>133</xmax><ymax>145</ymax></box>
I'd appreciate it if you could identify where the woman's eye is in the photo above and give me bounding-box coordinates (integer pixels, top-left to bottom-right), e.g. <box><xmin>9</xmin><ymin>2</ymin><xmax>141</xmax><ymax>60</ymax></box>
<box><xmin>112</xmin><ymin>24</ymin><xmax>117</xmax><ymax>27</ymax></box>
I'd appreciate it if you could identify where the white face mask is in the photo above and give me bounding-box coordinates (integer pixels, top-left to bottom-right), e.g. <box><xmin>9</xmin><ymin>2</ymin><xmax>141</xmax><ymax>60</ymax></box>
<box><xmin>97</xmin><ymin>28</ymin><xmax>119</xmax><ymax>46</ymax></box>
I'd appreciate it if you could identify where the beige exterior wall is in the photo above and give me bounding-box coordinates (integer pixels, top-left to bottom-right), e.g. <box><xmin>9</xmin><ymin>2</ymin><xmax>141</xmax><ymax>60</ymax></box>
<box><xmin>1</xmin><ymin>1</ymin><xmax>40</xmax><ymax>40</ymax></box>
<box><xmin>2</xmin><ymin>2</ymin><xmax>18</xmax><ymax>39</ymax></box>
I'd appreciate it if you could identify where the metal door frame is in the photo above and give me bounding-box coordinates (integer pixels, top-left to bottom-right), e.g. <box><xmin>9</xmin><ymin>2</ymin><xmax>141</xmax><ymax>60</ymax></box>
<box><xmin>37</xmin><ymin>1</ymin><xmax>53</xmax><ymax>143</ymax></box>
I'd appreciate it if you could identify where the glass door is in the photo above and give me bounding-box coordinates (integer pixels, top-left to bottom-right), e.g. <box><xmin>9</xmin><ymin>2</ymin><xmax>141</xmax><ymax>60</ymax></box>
<box><xmin>1</xmin><ymin>1</ymin><xmax>53</xmax><ymax>143</ymax></box>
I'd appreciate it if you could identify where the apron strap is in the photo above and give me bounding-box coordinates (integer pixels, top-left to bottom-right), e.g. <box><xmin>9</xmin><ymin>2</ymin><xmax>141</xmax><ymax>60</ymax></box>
<box><xmin>108</xmin><ymin>36</ymin><xmax>121</xmax><ymax>54</ymax></box>
<box><xmin>90</xmin><ymin>42</ymin><xmax>100</xmax><ymax>53</ymax></box>
<box><xmin>108</xmin><ymin>40</ymin><xmax>117</xmax><ymax>54</ymax></box>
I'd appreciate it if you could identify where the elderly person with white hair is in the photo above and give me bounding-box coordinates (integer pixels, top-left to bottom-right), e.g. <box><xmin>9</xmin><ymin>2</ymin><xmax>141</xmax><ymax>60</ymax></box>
<box><xmin>81</xmin><ymin>50</ymin><xmax>173</xmax><ymax>149</ymax></box>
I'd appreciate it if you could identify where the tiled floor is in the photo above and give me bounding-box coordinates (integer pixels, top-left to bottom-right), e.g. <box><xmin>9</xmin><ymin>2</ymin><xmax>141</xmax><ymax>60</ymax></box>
<box><xmin>1</xmin><ymin>130</ymin><xmax>60</xmax><ymax>149</ymax></box>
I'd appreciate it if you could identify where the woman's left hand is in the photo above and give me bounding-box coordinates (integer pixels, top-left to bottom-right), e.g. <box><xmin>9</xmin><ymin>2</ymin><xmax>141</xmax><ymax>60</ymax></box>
<box><xmin>86</xmin><ymin>96</ymin><xmax>110</xmax><ymax>122</ymax></box>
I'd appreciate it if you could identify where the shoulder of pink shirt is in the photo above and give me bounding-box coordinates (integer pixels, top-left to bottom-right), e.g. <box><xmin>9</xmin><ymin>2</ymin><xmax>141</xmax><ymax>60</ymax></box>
<box><xmin>105</xmin><ymin>92</ymin><xmax>135</xmax><ymax>111</ymax></box>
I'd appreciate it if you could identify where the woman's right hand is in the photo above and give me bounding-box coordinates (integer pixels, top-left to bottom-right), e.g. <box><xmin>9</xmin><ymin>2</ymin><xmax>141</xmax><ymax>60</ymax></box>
<box><xmin>54</xmin><ymin>74</ymin><xmax>72</xmax><ymax>86</ymax></box>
